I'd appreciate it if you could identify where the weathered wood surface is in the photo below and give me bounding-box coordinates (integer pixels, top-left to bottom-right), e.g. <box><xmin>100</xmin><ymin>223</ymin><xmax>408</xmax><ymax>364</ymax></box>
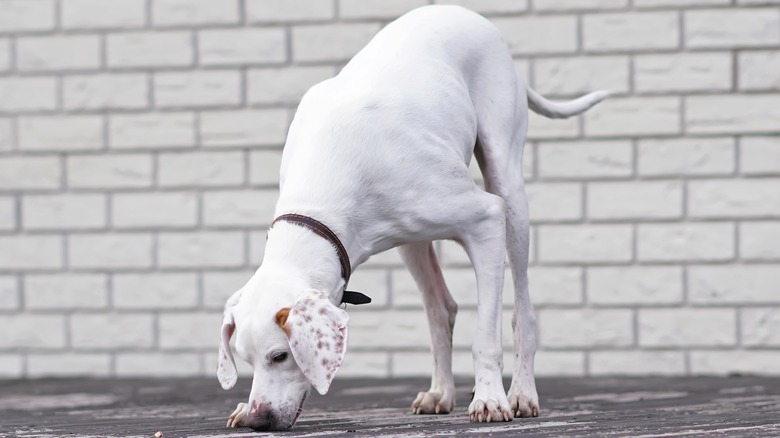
<box><xmin>2</xmin><ymin>376</ymin><xmax>780</xmax><ymax>437</ymax></box>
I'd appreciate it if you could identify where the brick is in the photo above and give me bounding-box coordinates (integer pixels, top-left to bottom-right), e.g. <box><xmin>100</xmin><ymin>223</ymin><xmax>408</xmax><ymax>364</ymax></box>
<box><xmin>741</xmin><ymin>137</ymin><xmax>780</xmax><ymax>175</ymax></box>
<box><xmin>493</xmin><ymin>16</ymin><xmax>577</xmax><ymax>55</ymax></box>
<box><xmin>538</xmin><ymin>224</ymin><xmax>632</xmax><ymax>263</ymax></box>
<box><xmin>67</xmin><ymin>154</ymin><xmax>152</xmax><ymax>189</ymax></box>
<box><xmin>537</xmin><ymin>141</ymin><xmax>632</xmax><ymax>179</ymax></box>
<box><xmin>154</xmin><ymin>71</ymin><xmax>240</xmax><ymax>108</ymax></box>
<box><xmin>348</xmin><ymin>310</ymin><xmax>428</xmax><ymax>348</ymax></box>
<box><xmin>107</xmin><ymin>32</ymin><xmax>193</xmax><ymax>68</ymax></box>
<box><xmin>63</xmin><ymin>74</ymin><xmax>148</xmax><ymax>110</ymax></box>
<box><xmin>533</xmin><ymin>56</ymin><xmax>629</xmax><ymax>96</ymax></box>
<box><xmin>293</xmin><ymin>23</ymin><xmax>380</xmax><ymax>62</ymax></box>
<box><xmin>114</xmin><ymin>272</ymin><xmax>198</xmax><ymax>309</ymax></box>
<box><xmin>68</xmin><ymin>233</ymin><xmax>153</xmax><ymax>269</ymax></box>
<box><xmin>526</xmin><ymin>183</ymin><xmax>582</xmax><ymax>222</ymax></box>
<box><xmin>71</xmin><ymin>314</ymin><xmax>153</xmax><ymax>349</ymax></box>
<box><xmin>0</xmin><ymin>39</ymin><xmax>11</xmax><ymax>71</ymax></box>
<box><xmin>249</xmin><ymin>230</ymin><xmax>267</xmax><ymax>265</ymax></box>
<box><xmin>199</xmin><ymin>28</ymin><xmax>286</xmax><ymax>65</ymax></box>
<box><xmin>200</xmin><ymin>109</ymin><xmax>288</xmax><ymax>147</ymax></box>
<box><xmin>158</xmin><ymin>231</ymin><xmax>244</xmax><ymax>268</ymax></box>
<box><xmin>112</xmin><ymin>192</ymin><xmax>197</xmax><ymax>228</ymax></box>
<box><xmin>158</xmin><ymin>151</ymin><xmax>244</xmax><ymax>187</ymax></box>
<box><xmin>691</xmin><ymin>351</ymin><xmax>780</xmax><ymax>376</ymax></box>
<box><xmin>110</xmin><ymin>113</ymin><xmax>195</xmax><ymax>149</ymax></box>
<box><xmin>159</xmin><ymin>312</ymin><xmax>219</xmax><ymax>348</ymax></box>
<box><xmin>18</xmin><ymin>116</ymin><xmax>103</xmax><ymax>152</ymax></box>
<box><xmin>583</xmin><ymin>12</ymin><xmax>679</xmax><ymax>52</ymax></box>
<box><xmin>689</xmin><ymin>179</ymin><xmax>780</xmax><ymax>218</ymax></box>
<box><xmin>117</xmin><ymin>353</ymin><xmax>201</xmax><ymax>376</ymax></box>
<box><xmin>0</xmin><ymin>157</ymin><xmax>60</xmax><ymax>190</ymax></box>
<box><xmin>741</xmin><ymin>222</ymin><xmax>780</xmax><ymax>260</ymax></box>
<box><xmin>25</xmin><ymin>274</ymin><xmax>107</xmax><ymax>310</ymax></box>
<box><xmin>527</xmin><ymin>112</ymin><xmax>580</xmax><ymax>140</ymax></box>
<box><xmin>529</xmin><ymin>267</ymin><xmax>583</xmax><ymax>305</ymax></box>
<box><xmin>638</xmin><ymin>223</ymin><xmax>734</xmax><ymax>262</ymax></box>
<box><xmin>685</xmin><ymin>8</ymin><xmax>780</xmax><ymax>48</ymax></box>
<box><xmin>0</xmin><ymin>0</ymin><xmax>55</xmax><ymax>32</ymax></box>
<box><xmin>0</xmin><ymin>355</ymin><xmax>22</xmax><ymax>378</ymax></box>
<box><xmin>202</xmin><ymin>270</ymin><xmax>253</xmax><ymax>308</ymax></box>
<box><xmin>247</xmin><ymin>66</ymin><xmax>334</xmax><ymax>104</ymax></box>
<box><xmin>590</xmin><ymin>351</ymin><xmax>685</xmax><ymax>376</ymax></box>
<box><xmin>742</xmin><ymin>308</ymin><xmax>780</xmax><ymax>346</ymax></box>
<box><xmin>153</xmin><ymin>0</ymin><xmax>239</xmax><ymax>25</ymax></box>
<box><xmin>246</xmin><ymin>0</ymin><xmax>335</xmax><ymax>22</ymax></box>
<box><xmin>689</xmin><ymin>264</ymin><xmax>780</xmax><ymax>303</ymax></box>
<box><xmin>0</xmin><ymin>196</ymin><xmax>14</xmax><ymax>230</ymax></box>
<box><xmin>588</xmin><ymin>266</ymin><xmax>683</xmax><ymax>305</ymax></box>
<box><xmin>23</xmin><ymin>194</ymin><xmax>106</xmax><ymax>230</ymax></box>
<box><xmin>636</xmin><ymin>0</ymin><xmax>728</xmax><ymax>6</ymax></box>
<box><xmin>0</xmin><ymin>235</ymin><xmax>62</xmax><ymax>270</ymax></box>
<box><xmin>538</xmin><ymin>309</ymin><xmax>633</xmax><ymax>347</ymax></box>
<box><xmin>687</xmin><ymin>95</ymin><xmax>780</xmax><ymax>134</ymax></box>
<box><xmin>535</xmin><ymin>351</ymin><xmax>585</xmax><ymax>377</ymax></box>
<box><xmin>347</xmin><ymin>269</ymin><xmax>389</xmax><ymax>307</ymax></box>
<box><xmin>587</xmin><ymin>181</ymin><xmax>683</xmax><ymax>220</ymax></box>
<box><xmin>740</xmin><ymin>50</ymin><xmax>780</xmax><ymax>91</ymax></box>
<box><xmin>337</xmin><ymin>352</ymin><xmax>388</xmax><ymax>378</ymax></box>
<box><xmin>536</xmin><ymin>0</ymin><xmax>627</xmax><ymax>10</ymax></box>
<box><xmin>640</xmin><ymin>308</ymin><xmax>735</xmax><ymax>347</ymax></box>
<box><xmin>585</xmin><ymin>97</ymin><xmax>681</xmax><ymax>137</ymax></box>
<box><xmin>0</xmin><ymin>276</ymin><xmax>19</xmax><ymax>310</ymax></box>
<box><xmin>339</xmin><ymin>0</ymin><xmax>428</xmax><ymax>19</ymax></box>
<box><xmin>0</xmin><ymin>118</ymin><xmax>10</xmax><ymax>151</ymax></box>
<box><xmin>432</xmin><ymin>0</ymin><xmax>527</xmax><ymax>13</ymax></box>
<box><xmin>202</xmin><ymin>190</ymin><xmax>278</xmax><ymax>227</ymax></box>
<box><xmin>635</xmin><ymin>53</ymin><xmax>732</xmax><ymax>93</ymax></box>
<box><xmin>0</xmin><ymin>315</ymin><xmax>65</xmax><ymax>348</ymax></box>
<box><xmin>28</xmin><ymin>354</ymin><xmax>111</xmax><ymax>377</ymax></box>
<box><xmin>62</xmin><ymin>0</ymin><xmax>144</xmax><ymax>28</ymax></box>
<box><xmin>250</xmin><ymin>150</ymin><xmax>283</xmax><ymax>186</ymax></box>
<box><xmin>0</xmin><ymin>77</ymin><xmax>57</xmax><ymax>112</ymax></box>
<box><xmin>638</xmin><ymin>137</ymin><xmax>735</xmax><ymax>176</ymax></box>
<box><xmin>17</xmin><ymin>35</ymin><xmax>100</xmax><ymax>71</ymax></box>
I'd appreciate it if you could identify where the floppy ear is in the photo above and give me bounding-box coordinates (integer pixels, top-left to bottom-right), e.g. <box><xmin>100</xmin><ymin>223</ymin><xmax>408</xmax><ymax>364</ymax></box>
<box><xmin>217</xmin><ymin>290</ymin><xmax>242</xmax><ymax>390</ymax></box>
<box><xmin>279</xmin><ymin>291</ymin><xmax>349</xmax><ymax>395</ymax></box>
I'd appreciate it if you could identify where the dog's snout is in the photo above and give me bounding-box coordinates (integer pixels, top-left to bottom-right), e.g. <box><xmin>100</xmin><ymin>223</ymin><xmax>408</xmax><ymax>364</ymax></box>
<box><xmin>243</xmin><ymin>401</ymin><xmax>285</xmax><ymax>431</ymax></box>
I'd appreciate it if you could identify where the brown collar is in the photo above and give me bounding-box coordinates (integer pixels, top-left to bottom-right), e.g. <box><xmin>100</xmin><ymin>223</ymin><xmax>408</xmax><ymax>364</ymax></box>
<box><xmin>272</xmin><ymin>214</ymin><xmax>371</xmax><ymax>306</ymax></box>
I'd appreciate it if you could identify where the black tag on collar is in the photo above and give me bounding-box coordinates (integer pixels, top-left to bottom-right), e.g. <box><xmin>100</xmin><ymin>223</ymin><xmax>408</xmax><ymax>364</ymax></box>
<box><xmin>341</xmin><ymin>290</ymin><xmax>372</xmax><ymax>305</ymax></box>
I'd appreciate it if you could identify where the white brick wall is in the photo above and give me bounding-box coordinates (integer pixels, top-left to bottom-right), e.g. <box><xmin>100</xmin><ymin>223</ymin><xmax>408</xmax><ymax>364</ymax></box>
<box><xmin>0</xmin><ymin>0</ymin><xmax>778</xmax><ymax>379</ymax></box>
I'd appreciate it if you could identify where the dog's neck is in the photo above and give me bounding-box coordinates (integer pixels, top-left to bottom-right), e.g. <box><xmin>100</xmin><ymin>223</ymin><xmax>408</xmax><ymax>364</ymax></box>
<box><xmin>259</xmin><ymin>222</ymin><xmax>355</xmax><ymax>303</ymax></box>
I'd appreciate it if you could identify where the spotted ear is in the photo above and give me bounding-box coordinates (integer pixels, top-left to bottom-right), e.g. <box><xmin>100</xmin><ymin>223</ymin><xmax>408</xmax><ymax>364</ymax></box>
<box><xmin>280</xmin><ymin>291</ymin><xmax>349</xmax><ymax>395</ymax></box>
<box><xmin>217</xmin><ymin>289</ymin><xmax>242</xmax><ymax>390</ymax></box>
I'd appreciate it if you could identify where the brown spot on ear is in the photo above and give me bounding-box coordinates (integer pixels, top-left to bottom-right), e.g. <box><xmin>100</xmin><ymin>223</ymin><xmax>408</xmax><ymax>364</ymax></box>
<box><xmin>275</xmin><ymin>307</ymin><xmax>291</xmax><ymax>336</ymax></box>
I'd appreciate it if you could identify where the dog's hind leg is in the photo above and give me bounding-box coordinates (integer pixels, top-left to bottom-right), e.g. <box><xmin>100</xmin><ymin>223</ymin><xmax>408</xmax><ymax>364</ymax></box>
<box><xmin>473</xmin><ymin>79</ymin><xmax>540</xmax><ymax>418</ymax></box>
<box><xmin>398</xmin><ymin>242</ymin><xmax>457</xmax><ymax>415</ymax></box>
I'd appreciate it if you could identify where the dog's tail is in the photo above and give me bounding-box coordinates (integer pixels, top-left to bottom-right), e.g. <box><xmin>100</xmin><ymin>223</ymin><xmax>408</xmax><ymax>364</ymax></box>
<box><xmin>526</xmin><ymin>86</ymin><xmax>610</xmax><ymax>119</ymax></box>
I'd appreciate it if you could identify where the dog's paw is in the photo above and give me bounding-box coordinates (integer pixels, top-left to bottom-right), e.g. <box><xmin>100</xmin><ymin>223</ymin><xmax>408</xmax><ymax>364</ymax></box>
<box><xmin>507</xmin><ymin>390</ymin><xmax>539</xmax><ymax>418</ymax></box>
<box><xmin>411</xmin><ymin>390</ymin><xmax>454</xmax><ymax>415</ymax></box>
<box><xmin>226</xmin><ymin>402</ymin><xmax>249</xmax><ymax>428</ymax></box>
<box><xmin>468</xmin><ymin>396</ymin><xmax>512</xmax><ymax>423</ymax></box>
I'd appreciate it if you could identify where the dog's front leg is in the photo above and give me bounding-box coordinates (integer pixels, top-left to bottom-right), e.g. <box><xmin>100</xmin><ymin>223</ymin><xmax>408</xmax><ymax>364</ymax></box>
<box><xmin>460</xmin><ymin>193</ymin><xmax>512</xmax><ymax>423</ymax></box>
<box><xmin>399</xmin><ymin>242</ymin><xmax>457</xmax><ymax>415</ymax></box>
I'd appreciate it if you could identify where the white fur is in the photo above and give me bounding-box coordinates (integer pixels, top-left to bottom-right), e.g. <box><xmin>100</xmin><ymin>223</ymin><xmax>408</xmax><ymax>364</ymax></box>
<box><xmin>218</xmin><ymin>5</ymin><xmax>608</xmax><ymax>430</ymax></box>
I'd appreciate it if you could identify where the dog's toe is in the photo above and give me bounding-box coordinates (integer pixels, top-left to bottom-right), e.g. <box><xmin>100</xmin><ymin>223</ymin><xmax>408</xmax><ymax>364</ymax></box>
<box><xmin>412</xmin><ymin>390</ymin><xmax>454</xmax><ymax>415</ymax></box>
<box><xmin>226</xmin><ymin>402</ymin><xmax>249</xmax><ymax>428</ymax></box>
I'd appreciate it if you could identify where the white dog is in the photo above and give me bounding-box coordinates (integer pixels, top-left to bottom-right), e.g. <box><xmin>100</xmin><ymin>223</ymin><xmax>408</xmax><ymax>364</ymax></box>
<box><xmin>217</xmin><ymin>5</ymin><xmax>608</xmax><ymax>430</ymax></box>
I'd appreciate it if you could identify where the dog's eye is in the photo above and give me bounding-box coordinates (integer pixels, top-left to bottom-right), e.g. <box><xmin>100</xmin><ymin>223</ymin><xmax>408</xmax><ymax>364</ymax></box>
<box><xmin>272</xmin><ymin>352</ymin><xmax>288</xmax><ymax>363</ymax></box>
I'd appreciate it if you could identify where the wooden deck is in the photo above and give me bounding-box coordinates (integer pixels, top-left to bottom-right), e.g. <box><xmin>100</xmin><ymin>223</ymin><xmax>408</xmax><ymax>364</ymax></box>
<box><xmin>2</xmin><ymin>376</ymin><xmax>780</xmax><ymax>437</ymax></box>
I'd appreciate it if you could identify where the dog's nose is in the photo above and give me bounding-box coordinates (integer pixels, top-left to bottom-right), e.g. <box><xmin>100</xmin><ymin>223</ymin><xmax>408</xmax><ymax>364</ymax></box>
<box><xmin>244</xmin><ymin>401</ymin><xmax>283</xmax><ymax>431</ymax></box>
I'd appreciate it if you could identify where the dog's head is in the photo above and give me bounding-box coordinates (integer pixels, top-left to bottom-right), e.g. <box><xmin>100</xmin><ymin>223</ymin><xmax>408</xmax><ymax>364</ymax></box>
<box><xmin>217</xmin><ymin>281</ymin><xmax>348</xmax><ymax>430</ymax></box>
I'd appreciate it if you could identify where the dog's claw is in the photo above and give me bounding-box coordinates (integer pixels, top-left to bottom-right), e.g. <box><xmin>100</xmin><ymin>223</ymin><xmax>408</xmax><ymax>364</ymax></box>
<box><xmin>411</xmin><ymin>390</ymin><xmax>454</xmax><ymax>415</ymax></box>
<box><xmin>469</xmin><ymin>395</ymin><xmax>512</xmax><ymax>423</ymax></box>
<box><xmin>226</xmin><ymin>402</ymin><xmax>249</xmax><ymax>428</ymax></box>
